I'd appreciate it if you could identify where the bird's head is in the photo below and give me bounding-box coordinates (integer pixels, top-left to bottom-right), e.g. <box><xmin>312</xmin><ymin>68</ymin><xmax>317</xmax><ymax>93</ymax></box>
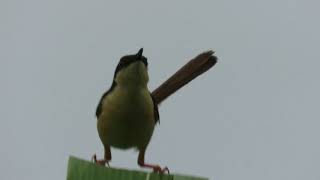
<box><xmin>113</xmin><ymin>48</ymin><xmax>149</xmax><ymax>87</ymax></box>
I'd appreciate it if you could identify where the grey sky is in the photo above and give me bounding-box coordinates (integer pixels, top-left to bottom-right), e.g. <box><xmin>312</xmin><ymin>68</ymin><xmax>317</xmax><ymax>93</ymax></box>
<box><xmin>1</xmin><ymin>0</ymin><xmax>320</xmax><ymax>180</ymax></box>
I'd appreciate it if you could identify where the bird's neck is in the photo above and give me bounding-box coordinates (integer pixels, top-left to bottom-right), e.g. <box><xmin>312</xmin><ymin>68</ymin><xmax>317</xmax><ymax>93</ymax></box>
<box><xmin>115</xmin><ymin>73</ymin><xmax>149</xmax><ymax>92</ymax></box>
<box><xmin>117</xmin><ymin>81</ymin><xmax>149</xmax><ymax>93</ymax></box>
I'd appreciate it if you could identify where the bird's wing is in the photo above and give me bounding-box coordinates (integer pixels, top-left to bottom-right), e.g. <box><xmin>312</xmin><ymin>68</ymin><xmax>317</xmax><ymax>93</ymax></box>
<box><xmin>150</xmin><ymin>93</ymin><xmax>160</xmax><ymax>124</ymax></box>
<box><xmin>96</xmin><ymin>81</ymin><xmax>117</xmax><ymax>118</ymax></box>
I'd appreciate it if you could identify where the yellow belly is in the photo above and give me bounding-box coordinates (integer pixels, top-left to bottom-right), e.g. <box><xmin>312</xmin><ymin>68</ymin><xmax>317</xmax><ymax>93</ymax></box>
<box><xmin>97</xmin><ymin>86</ymin><xmax>155</xmax><ymax>149</ymax></box>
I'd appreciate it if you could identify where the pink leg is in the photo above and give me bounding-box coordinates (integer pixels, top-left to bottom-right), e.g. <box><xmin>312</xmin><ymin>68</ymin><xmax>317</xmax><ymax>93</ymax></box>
<box><xmin>92</xmin><ymin>146</ymin><xmax>111</xmax><ymax>166</ymax></box>
<box><xmin>138</xmin><ymin>148</ymin><xmax>169</xmax><ymax>174</ymax></box>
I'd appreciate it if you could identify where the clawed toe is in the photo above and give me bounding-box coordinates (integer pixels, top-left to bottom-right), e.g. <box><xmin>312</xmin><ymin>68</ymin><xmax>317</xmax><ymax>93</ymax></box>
<box><xmin>153</xmin><ymin>166</ymin><xmax>170</xmax><ymax>174</ymax></box>
<box><xmin>92</xmin><ymin>154</ymin><xmax>109</xmax><ymax>166</ymax></box>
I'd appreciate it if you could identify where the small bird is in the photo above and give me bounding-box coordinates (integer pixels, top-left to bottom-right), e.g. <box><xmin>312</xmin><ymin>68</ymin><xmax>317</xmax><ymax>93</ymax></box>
<box><xmin>93</xmin><ymin>48</ymin><xmax>217</xmax><ymax>173</ymax></box>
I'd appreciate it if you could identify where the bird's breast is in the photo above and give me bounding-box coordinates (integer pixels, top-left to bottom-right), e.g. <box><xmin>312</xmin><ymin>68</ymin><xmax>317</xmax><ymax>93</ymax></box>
<box><xmin>97</xmin><ymin>86</ymin><xmax>155</xmax><ymax>149</ymax></box>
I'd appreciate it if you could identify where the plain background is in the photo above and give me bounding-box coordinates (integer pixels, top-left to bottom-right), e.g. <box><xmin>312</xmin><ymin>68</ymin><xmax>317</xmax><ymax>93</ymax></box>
<box><xmin>1</xmin><ymin>0</ymin><xmax>320</xmax><ymax>180</ymax></box>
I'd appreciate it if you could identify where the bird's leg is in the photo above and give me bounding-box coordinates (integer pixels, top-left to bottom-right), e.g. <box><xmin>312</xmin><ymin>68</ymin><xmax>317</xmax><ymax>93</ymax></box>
<box><xmin>92</xmin><ymin>146</ymin><xmax>111</xmax><ymax>166</ymax></box>
<box><xmin>138</xmin><ymin>148</ymin><xmax>169</xmax><ymax>173</ymax></box>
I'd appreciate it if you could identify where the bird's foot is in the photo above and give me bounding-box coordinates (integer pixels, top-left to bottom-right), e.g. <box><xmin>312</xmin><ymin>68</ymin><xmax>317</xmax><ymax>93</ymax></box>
<box><xmin>140</xmin><ymin>163</ymin><xmax>170</xmax><ymax>174</ymax></box>
<box><xmin>92</xmin><ymin>154</ymin><xmax>110</xmax><ymax>167</ymax></box>
<box><xmin>152</xmin><ymin>165</ymin><xmax>170</xmax><ymax>174</ymax></box>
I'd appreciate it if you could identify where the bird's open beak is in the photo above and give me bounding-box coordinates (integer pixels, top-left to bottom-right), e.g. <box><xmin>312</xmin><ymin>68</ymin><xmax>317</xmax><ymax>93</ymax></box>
<box><xmin>136</xmin><ymin>48</ymin><xmax>143</xmax><ymax>59</ymax></box>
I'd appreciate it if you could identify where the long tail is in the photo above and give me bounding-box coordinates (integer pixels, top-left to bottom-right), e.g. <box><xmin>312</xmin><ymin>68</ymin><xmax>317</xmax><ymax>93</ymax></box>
<box><xmin>151</xmin><ymin>50</ymin><xmax>218</xmax><ymax>105</ymax></box>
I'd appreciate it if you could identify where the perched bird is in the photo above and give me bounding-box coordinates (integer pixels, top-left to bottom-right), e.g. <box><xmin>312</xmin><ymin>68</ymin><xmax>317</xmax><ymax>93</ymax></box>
<box><xmin>93</xmin><ymin>48</ymin><xmax>217</xmax><ymax>173</ymax></box>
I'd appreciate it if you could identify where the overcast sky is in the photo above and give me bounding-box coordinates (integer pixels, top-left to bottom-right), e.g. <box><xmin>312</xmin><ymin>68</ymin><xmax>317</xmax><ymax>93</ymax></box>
<box><xmin>1</xmin><ymin>0</ymin><xmax>320</xmax><ymax>180</ymax></box>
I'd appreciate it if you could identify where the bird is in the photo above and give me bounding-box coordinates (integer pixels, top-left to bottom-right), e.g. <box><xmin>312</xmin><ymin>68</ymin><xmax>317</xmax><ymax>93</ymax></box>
<box><xmin>93</xmin><ymin>48</ymin><xmax>217</xmax><ymax>173</ymax></box>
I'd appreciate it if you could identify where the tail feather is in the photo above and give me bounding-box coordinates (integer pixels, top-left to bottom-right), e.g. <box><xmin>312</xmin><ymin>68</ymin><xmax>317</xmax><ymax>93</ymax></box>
<box><xmin>151</xmin><ymin>50</ymin><xmax>218</xmax><ymax>104</ymax></box>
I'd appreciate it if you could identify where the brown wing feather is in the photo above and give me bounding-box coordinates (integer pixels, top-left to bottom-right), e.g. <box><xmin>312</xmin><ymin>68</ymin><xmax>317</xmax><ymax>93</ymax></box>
<box><xmin>150</xmin><ymin>93</ymin><xmax>160</xmax><ymax>124</ymax></box>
